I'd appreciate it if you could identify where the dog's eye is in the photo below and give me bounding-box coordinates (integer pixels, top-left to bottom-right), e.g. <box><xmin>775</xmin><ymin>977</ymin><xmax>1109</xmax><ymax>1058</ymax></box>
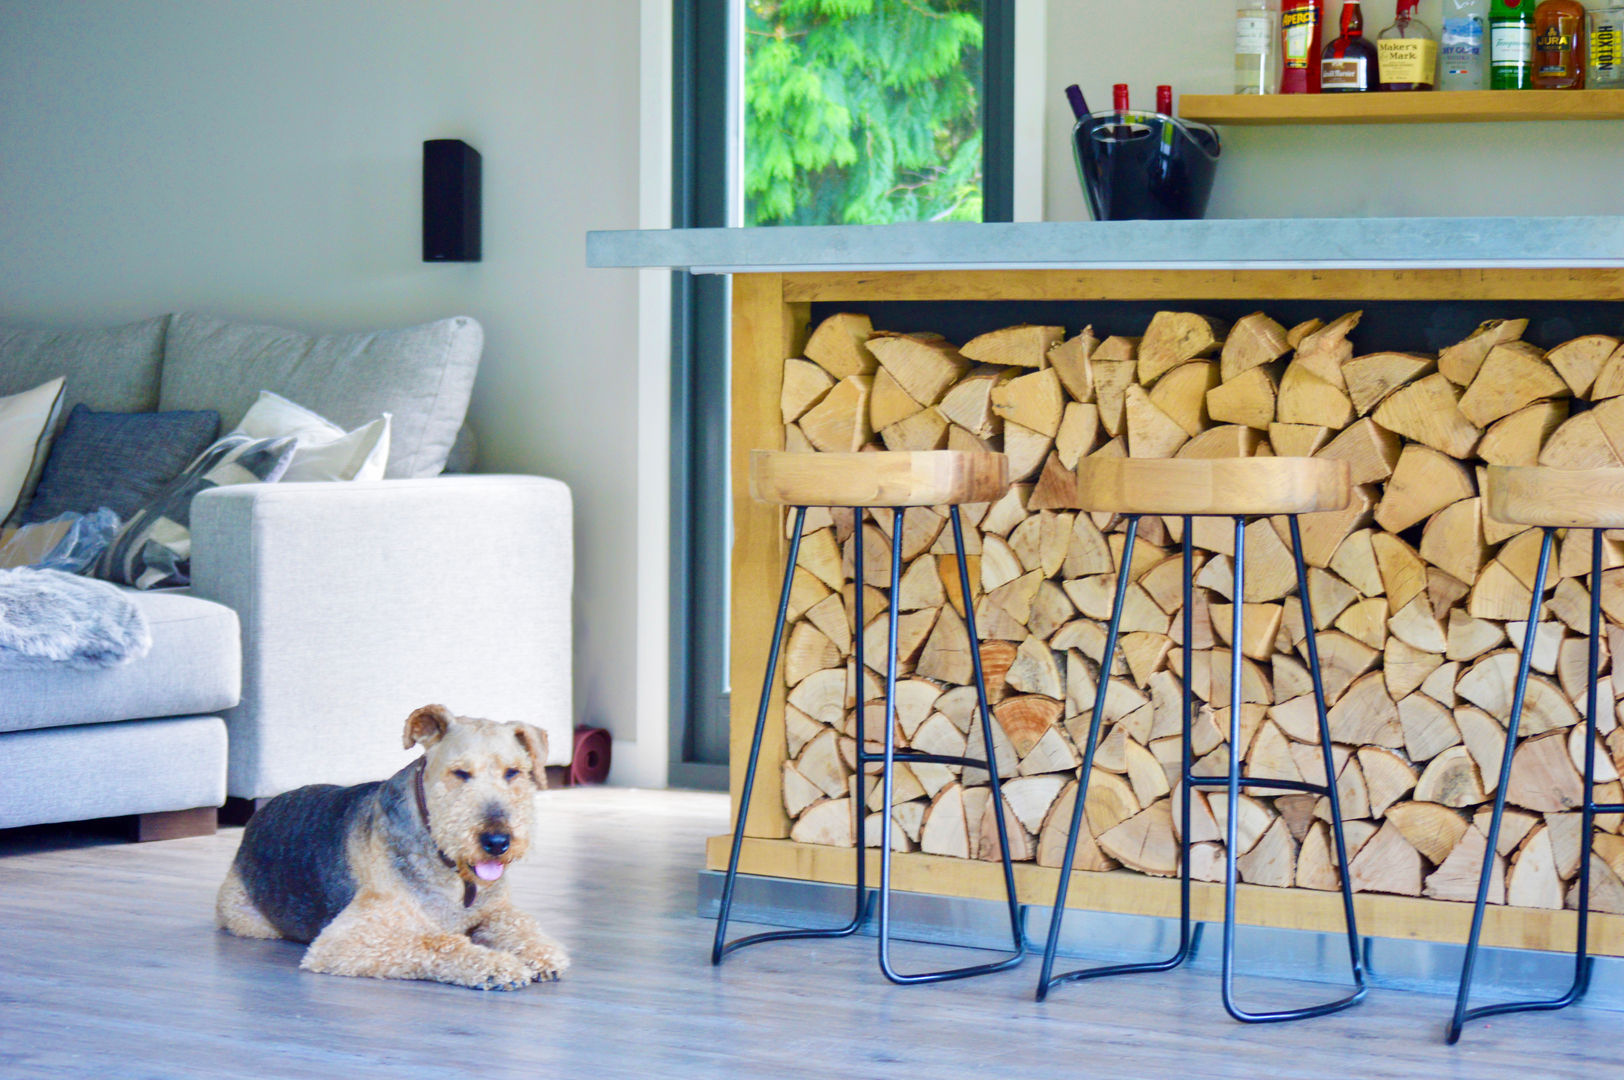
<box><xmin>505</xmin><ymin>768</ymin><xmax>521</xmax><ymax>782</ymax></box>
<box><xmin>452</xmin><ymin>769</ymin><xmax>472</xmax><ymax>781</ymax></box>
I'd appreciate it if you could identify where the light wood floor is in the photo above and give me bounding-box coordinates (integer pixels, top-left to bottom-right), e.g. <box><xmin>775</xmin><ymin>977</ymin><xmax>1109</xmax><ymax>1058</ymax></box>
<box><xmin>0</xmin><ymin>787</ymin><xmax>1616</xmax><ymax>1079</ymax></box>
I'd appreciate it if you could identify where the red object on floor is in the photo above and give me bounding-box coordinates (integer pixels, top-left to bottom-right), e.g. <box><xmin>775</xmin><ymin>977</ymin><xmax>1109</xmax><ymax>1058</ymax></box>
<box><xmin>569</xmin><ymin>726</ymin><xmax>612</xmax><ymax>786</ymax></box>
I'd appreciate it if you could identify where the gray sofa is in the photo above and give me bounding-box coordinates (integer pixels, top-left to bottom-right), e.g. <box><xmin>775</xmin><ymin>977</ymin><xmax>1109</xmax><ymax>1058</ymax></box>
<box><xmin>0</xmin><ymin>314</ymin><xmax>573</xmax><ymax>835</ymax></box>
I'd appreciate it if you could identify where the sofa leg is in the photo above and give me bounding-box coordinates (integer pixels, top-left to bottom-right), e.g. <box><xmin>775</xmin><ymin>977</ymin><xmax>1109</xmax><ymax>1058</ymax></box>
<box><xmin>134</xmin><ymin>807</ymin><xmax>218</xmax><ymax>842</ymax></box>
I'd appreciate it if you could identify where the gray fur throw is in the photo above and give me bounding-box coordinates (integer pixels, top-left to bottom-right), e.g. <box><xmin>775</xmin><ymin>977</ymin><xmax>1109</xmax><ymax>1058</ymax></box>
<box><xmin>0</xmin><ymin>567</ymin><xmax>151</xmax><ymax>668</ymax></box>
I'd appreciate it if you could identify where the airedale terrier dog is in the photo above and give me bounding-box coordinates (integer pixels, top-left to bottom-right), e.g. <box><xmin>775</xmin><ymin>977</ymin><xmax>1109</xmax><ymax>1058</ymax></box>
<box><xmin>215</xmin><ymin>704</ymin><xmax>569</xmax><ymax>990</ymax></box>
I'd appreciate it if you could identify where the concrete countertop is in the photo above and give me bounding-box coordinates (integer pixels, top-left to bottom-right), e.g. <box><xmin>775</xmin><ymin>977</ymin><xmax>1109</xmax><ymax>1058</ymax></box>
<box><xmin>586</xmin><ymin>217</ymin><xmax>1624</xmax><ymax>274</ymax></box>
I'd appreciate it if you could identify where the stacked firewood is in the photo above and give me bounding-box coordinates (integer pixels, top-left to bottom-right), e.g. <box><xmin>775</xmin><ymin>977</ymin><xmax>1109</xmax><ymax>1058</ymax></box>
<box><xmin>776</xmin><ymin>309</ymin><xmax>1624</xmax><ymax>912</ymax></box>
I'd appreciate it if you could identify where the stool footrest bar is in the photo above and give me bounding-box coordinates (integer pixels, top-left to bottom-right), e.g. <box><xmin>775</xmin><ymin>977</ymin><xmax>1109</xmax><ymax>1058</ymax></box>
<box><xmin>1186</xmin><ymin>775</ymin><xmax>1330</xmax><ymax>796</ymax></box>
<box><xmin>857</xmin><ymin>750</ymin><xmax>992</xmax><ymax>769</ymax></box>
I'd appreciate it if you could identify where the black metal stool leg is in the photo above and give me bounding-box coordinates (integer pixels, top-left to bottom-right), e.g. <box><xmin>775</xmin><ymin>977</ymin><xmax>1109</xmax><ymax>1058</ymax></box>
<box><xmin>876</xmin><ymin>506</ymin><xmax>1026</xmax><ymax>984</ymax></box>
<box><xmin>1039</xmin><ymin>516</ymin><xmax>1182</xmax><ymax>999</ymax></box>
<box><xmin>713</xmin><ymin>506</ymin><xmax>864</xmax><ymax>963</ymax></box>
<box><xmin>1448</xmin><ymin>526</ymin><xmax>1609</xmax><ymax>1041</ymax></box>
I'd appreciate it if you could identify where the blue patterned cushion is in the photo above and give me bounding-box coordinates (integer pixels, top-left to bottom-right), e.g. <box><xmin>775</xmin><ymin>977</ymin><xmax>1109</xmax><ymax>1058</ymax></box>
<box><xmin>19</xmin><ymin>404</ymin><xmax>219</xmax><ymax>524</ymax></box>
<box><xmin>99</xmin><ymin>433</ymin><xmax>297</xmax><ymax>589</ymax></box>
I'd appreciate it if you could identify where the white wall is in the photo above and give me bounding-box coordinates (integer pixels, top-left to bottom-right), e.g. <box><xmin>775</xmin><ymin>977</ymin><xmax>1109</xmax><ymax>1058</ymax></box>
<box><xmin>1044</xmin><ymin>0</ymin><xmax>1624</xmax><ymax>221</ymax></box>
<box><xmin>0</xmin><ymin>0</ymin><xmax>663</xmax><ymax>781</ymax></box>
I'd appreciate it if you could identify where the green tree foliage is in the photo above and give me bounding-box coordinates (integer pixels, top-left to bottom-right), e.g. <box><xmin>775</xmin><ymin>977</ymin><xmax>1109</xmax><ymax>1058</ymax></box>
<box><xmin>744</xmin><ymin>0</ymin><xmax>983</xmax><ymax>226</ymax></box>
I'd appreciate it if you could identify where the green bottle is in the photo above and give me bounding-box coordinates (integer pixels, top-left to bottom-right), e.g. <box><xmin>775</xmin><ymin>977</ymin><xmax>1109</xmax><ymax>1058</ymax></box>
<box><xmin>1489</xmin><ymin>0</ymin><xmax>1535</xmax><ymax>87</ymax></box>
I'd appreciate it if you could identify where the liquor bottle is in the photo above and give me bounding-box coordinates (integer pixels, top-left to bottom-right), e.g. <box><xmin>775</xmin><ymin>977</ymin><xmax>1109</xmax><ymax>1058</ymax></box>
<box><xmin>1490</xmin><ymin>0</ymin><xmax>1537</xmax><ymax>87</ymax></box>
<box><xmin>1113</xmin><ymin>83</ymin><xmax>1130</xmax><ymax>111</ymax></box>
<box><xmin>1321</xmin><ymin>2</ymin><xmax>1380</xmax><ymax>90</ymax></box>
<box><xmin>1281</xmin><ymin>0</ymin><xmax>1325</xmax><ymax>92</ymax></box>
<box><xmin>1236</xmin><ymin>0</ymin><xmax>1282</xmax><ymax>93</ymax></box>
<box><xmin>1156</xmin><ymin>84</ymin><xmax>1174</xmax><ymax>115</ymax></box>
<box><xmin>1532</xmin><ymin>0</ymin><xmax>1586</xmax><ymax>87</ymax></box>
<box><xmin>1378</xmin><ymin>0</ymin><xmax>1439</xmax><ymax>89</ymax></box>
<box><xmin>1591</xmin><ymin>6</ymin><xmax>1624</xmax><ymax>88</ymax></box>
<box><xmin>1440</xmin><ymin>0</ymin><xmax>1490</xmax><ymax>89</ymax></box>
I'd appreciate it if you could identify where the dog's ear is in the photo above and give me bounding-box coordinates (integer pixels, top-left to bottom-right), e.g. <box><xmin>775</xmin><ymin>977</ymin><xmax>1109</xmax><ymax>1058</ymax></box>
<box><xmin>403</xmin><ymin>704</ymin><xmax>455</xmax><ymax>750</ymax></box>
<box><xmin>513</xmin><ymin>724</ymin><xmax>550</xmax><ymax>789</ymax></box>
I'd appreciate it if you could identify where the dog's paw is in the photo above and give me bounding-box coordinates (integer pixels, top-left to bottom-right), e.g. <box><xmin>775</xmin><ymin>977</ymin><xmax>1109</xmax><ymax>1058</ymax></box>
<box><xmin>518</xmin><ymin>943</ymin><xmax>570</xmax><ymax>983</ymax></box>
<box><xmin>470</xmin><ymin>952</ymin><xmax>536</xmax><ymax>991</ymax></box>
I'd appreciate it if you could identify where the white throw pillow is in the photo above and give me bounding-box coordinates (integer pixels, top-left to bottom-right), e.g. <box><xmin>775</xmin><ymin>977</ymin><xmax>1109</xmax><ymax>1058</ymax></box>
<box><xmin>229</xmin><ymin>390</ymin><xmax>391</xmax><ymax>482</ymax></box>
<box><xmin>0</xmin><ymin>377</ymin><xmax>66</xmax><ymax>521</ymax></box>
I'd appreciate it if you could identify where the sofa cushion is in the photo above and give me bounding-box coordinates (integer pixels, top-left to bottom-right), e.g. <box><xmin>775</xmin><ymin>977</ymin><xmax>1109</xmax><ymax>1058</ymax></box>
<box><xmin>0</xmin><ymin>377</ymin><xmax>64</xmax><ymax>521</ymax></box>
<box><xmin>229</xmin><ymin>390</ymin><xmax>391</xmax><ymax>482</ymax></box>
<box><xmin>0</xmin><ymin>316</ymin><xmax>168</xmax><ymax>421</ymax></box>
<box><xmin>159</xmin><ymin>313</ymin><xmax>482</xmax><ymax>479</ymax></box>
<box><xmin>0</xmin><ymin>589</ymin><xmax>240</xmax><ymax>733</ymax></box>
<box><xmin>19</xmin><ymin>404</ymin><xmax>221</xmax><ymax>524</ymax></box>
<box><xmin>100</xmin><ymin>432</ymin><xmax>297</xmax><ymax>589</ymax></box>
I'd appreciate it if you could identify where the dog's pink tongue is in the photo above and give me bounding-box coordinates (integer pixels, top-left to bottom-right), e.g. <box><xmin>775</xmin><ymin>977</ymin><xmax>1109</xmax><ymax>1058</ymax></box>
<box><xmin>473</xmin><ymin>860</ymin><xmax>505</xmax><ymax>882</ymax></box>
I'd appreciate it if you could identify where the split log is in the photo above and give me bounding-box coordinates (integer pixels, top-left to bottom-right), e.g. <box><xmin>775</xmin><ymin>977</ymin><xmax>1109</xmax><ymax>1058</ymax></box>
<box><xmin>1149</xmin><ymin>361</ymin><xmax>1220</xmax><ymax>437</ymax></box>
<box><xmin>1236</xmin><ymin>817</ymin><xmax>1297</xmax><ymax>888</ymax></box>
<box><xmin>1457</xmin><ymin>651</ymin><xmax>1579</xmax><ymax>735</ymax></box>
<box><xmin>786</xmin><ymin>622</ymin><xmax>843</xmax><ymax>687</ymax></box>
<box><xmin>1002</xmin><ymin>422</ymin><xmax>1054</xmax><ymax>482</ymax></box>
<box><xmin>1384</xmin><ymin>638</ymin><xmax>1443</xmax><ymax>700</ymax></box>
<box><xmin>1293</xmin><ymin>311</ymin><xmax>1361</xmax><ymax>387</ymax></box>
<box><xmin>919</xmin><ymin>783</ymin><xmax>969</xmax><ymax>857</ymax></box>
<box><xmin>800</xmin><ymin>375</ymin><xmax>874</xmax><ymax>452</ymax></box>
<box><xmin>1205</xmin><ymin>366</ymin><xmax>1276</xmax><ymax>431</ymax></box>
<box><xmin>1348</xmin><ymin>821</ymin><xmax>1424</xmax><ymax>896</ymax></box>
<box><xmin>1275</xmin><ymin>363</ymin><xmax>1354</xmax><ymax>428</ymax></box>
<box><xmin>1506</xmin><ymin>823</ymin><xmax>1563</xmax><ymax>909</ymax></box>
<box><xmin>1123</xmin><ymin>384</ymin><xmax>1189</xmax><ymax>458</ymax></box>
<box><xmin>1055</xmin><ymin>403</ymin><xmax>1102</xmax><ymax>468</ymax></box>
<box><xmin>938</xmin><ymin>372</ymin><xmax>1006</xmax><ymax>438</ymax></box>
<box><xmin>791</xmin><ymin>797</ymin><xmax>855</xmax><ymax>846</ymax></box>
<box><xmin>1092</xmin><ymin>359</ymin><xmax>1137</xmax><ymax>437</ymax></box>
<box><xmin>1343</xmin><ymin>352</ymin><xmax>1435</xmax><ymax>416</ymax></box>
<box><xmin>1371</xmin><ymin>373</ymin><xmax>1482</xmax><ymax>459</ymax></box>
<box><xmin>1424</xmin><ymin>826</ymin><xmax>1506</xmax><ymax>904</ymax></box>
<box><xmin>1179</xmin><ymin>425</ymin><xmax>1263</xmax><ymax>459</ymax></box>
<box><xmin>1438</xmin><ymin>318</ymin><xmax>1528</xmax><ymax>387</ymax></box>
<box><xmin>1047</xmin><ymin>328</ymin><xmax>1099</xmax><ymax>402</ymax></box>
<box><xmin>804</xmin><ymin>312</ymin><xmax>878</xmax><ymax>379</ymax></box>
<box><xmin>1327</xmin><ymin>672</ymin><xmax>1403</xmax><ymax>748</ymax></box>
<box><xmin>1139</xmin><ymin>312</ymin><xmax>1227</xmax><ymax>385</ymax></box>
<box><xmin>1538</xmin><ymin>396</ymin><xmax>1624</xmax><ymax>469</ymax></box>
<box><xmin>783</xmin><ymin>357</ymin><xmax>837</xmax><ymax>424</ymax></box>
<box><xmin>1219</xmin><ymin>311</ymin><xmax>1290</xmax><ymax>381</ymax></box>
<box><xmin>867</xmin><ymin>332</ymin><xmax>969</xmax><ymax>405</ymax></box>
<box><xmin>1028</xmin><ymin>453</ymin><xmax>1080</xmax><ymax>511</ymax></box>
<box><xmin>1477</xmin><ymin>400</ymin><xmax>1569</xmax><ymax>467</ymax></box>
<box><xmin>1457</xmin><ymin>341</ymin><xmax>1567</xmax><ymax>428</ymax></box>
<box><xmin>1297</xmin><ymin>821</ymin><xmax>1341</xmax><ymax>890</ymax></box>
<box><xmin>991</xmin><ymin>368</ymin><xmax>1064</xmax><ymax>438</ymax></box>
<box><xmin>1035</xmin><ymin>778</ymin><xmax>1120</xmax><ymax>872</ymax></box>
<box><xmin>1295</xmin><ymin>483</ymin><xmax>1378</xmax><ymax>569</ymax></box>
<box><xmin>1358</xmin><ymin>746</ymin><xmax>1418</xmax><ymax>817</ymax></box>
<box><xmin>870</xmin><ymin>367</ymin><xmax>926</xmax><ymax>432</ymax></box>
<box><xmin>1317</xmin><ymin>417</ymin><xmax>1403</xmax><ymax>486</ymax></box>
<box><xmin>1398</xmin><ymin>692</ymin><xmax>1461</xmax><ymax>762</ymax></box>
<box><xmin>1269</xmin><ymin>422</ymin><xmax>1333</xmax><ymax>458</ymax></box>
<box><xmin>1335</xmin><ymin>597</ymin><xmax>1389</xmax><ymax>650</ymax></box>
<box><xmin>1414</xmin><ymin>745</ymin><xmax>1486</xmax><ymax>808</ymax></box>
<box><xmin>1506</xmin><ymin>731</ymin><xmax>1585</xmax><ymax>812</ymax></box>
<box><xmin>961</xmin><ymin>324</ymin><xmax>1063</xmax><ymax>368</ymax></box>
<box><xmin>1374</xmin><ymin>445</ymin><xmax>1475</xmax><ymax>534</ymax></box>
<box><xmin>879</xmin><ymin>405</ymin><xmax>949</xmax><ymax>452</ymax></box>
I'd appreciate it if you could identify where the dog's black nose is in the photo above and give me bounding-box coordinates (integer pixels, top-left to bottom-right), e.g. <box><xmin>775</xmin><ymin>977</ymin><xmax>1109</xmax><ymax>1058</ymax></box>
<box><xmin>480</xmin><ymin>831</ymin><xmax>510</xmax><ymax>856</ymax></box>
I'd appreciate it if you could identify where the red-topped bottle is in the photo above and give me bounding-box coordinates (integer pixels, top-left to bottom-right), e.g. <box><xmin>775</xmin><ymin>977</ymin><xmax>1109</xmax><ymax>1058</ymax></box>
<box><xmin>1321</xmin><ymin>2</ymin><xmax>1381</xmax><ymax>90</ymax></box>
<box><xmin>1281</xmin><ymin>0</ymin><xmax>1326</xmax><ymax>91</ymax></box>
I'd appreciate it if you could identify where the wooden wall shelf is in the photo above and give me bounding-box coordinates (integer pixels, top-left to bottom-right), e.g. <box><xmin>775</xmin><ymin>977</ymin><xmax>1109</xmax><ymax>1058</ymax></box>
<box><xmin>1179</xmin><ymin>88</ymin><xmax>1624</xmax><ymax>125</ymax></box>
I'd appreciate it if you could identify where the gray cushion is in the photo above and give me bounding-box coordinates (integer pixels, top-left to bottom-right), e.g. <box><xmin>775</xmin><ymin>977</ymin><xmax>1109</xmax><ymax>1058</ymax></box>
<box><xmin>0</xmin><ymin>589</ymin><xmax>240</xmax><ymax>733</ymax></box>
<box><xmin>0</xmin><ymin>715</ymin><xmax>227</xmax><ymax>828</ymax></box>
<box><xmin>19</xmin><ymin>404</ymin><xmax>220</xmax><ymax>524</ymax></box>
<box><xmin>159</xmin><ymin>313</ymin><xmax>483</xmax><ymax>478</ymax></box>
<box><xmin>0</xmin><ymin>316</ymin><xmax>168</xmax><ymax>421</ymax></box>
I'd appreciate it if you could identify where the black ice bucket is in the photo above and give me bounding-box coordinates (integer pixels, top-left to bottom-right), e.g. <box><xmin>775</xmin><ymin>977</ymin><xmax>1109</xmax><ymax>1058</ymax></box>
<box><xmin>1072</xmin><ymin>110</ymin><xmax>1221</xmax><ymax>221</ymax></box>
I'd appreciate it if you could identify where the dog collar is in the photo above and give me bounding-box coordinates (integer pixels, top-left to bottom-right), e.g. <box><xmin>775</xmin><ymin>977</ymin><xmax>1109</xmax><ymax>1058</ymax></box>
<box><xmin>411</xmin><ymin>756</ymin><xmax>479</xmax><ymax>908</ymax></box>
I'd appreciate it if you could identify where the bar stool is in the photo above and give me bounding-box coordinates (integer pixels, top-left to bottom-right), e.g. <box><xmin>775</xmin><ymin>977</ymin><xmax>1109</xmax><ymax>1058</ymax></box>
<box><xmin>1037</xmin><ymin>457</ymin><xmax>1368</xmax><ymax>1022</ymax></box>
<box><xmin>1448</xmin><ymin>465</ymin><xmax>1624</xmax><ymax>1042</ymax></box>
<box><xmin>712</xmin><ymin>449</ymin><xmax>1027</xmax><ymax>983</ymax></box>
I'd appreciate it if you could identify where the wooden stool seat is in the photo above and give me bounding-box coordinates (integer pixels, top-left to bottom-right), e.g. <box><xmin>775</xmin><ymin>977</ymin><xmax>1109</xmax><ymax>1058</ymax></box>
<box><xmin>1487</xmin><ymin>465</ymin><xmax>1624</xmax><ymax>529</ymax></box>
<box><xmin>749</xmin><ymin>450</ymin><xmax>1009</xmax><ymax>508</ymax></box>
<box><xmin>1072</xmin><ymin>457</ymin><xmax>1351</xmax><ymax>517</ymax></box>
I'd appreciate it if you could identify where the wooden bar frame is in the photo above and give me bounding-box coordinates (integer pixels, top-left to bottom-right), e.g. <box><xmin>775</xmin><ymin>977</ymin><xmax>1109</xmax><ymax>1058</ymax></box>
<box><xmin>722</xmin><ymin>265</ymin><xmax>1624</xmax><ymax>955</ymax></box>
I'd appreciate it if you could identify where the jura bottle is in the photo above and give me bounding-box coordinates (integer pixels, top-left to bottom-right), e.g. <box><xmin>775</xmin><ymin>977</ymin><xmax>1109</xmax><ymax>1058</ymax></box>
<box><xmin>1440</xmin><ymin>0</ymin><xmax>1491</xmax><ymax>89</ymax></box>
<box><xmin>1281</xmin><ymin>0</ymin><xmax>1325</xmax><ymax>92</ymax></box>
<box><xmin>1378</xmin><ymin>0</ymin><xmax>1439</xmax><ymax>89</ymax></box>
<box><xmin>1322</xmin><ymin>2</ymin><xmax>1380</xmax><ymax>90</ymax></box>
<box><xmin>1490</xmin><ymin>0</ymin><xmax>1537</xmax><ymax>87</ymax></box>
<box><xmin>1236</xmin><ymin>0</ymin><xmax>1283</xmax><ymax>93</ymax></box>
<box><xmin>1532</xmin><ymin>0</ymin><xmax>1586</xmax><ymax>87</ymax></box>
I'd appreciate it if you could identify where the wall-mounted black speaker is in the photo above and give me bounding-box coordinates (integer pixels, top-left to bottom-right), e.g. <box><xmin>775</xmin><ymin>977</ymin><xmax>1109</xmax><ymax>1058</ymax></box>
<box><xmin>423</xmin><ymin>139</ymin><xmax>481</xmax><ymax>262</ymax></box>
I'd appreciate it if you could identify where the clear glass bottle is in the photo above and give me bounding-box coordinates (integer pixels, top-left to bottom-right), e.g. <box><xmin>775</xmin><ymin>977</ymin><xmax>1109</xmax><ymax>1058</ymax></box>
<box><xmin>1532</xmin><ymin>0</ymin><xmax>1586</xmax><ymax>86</ymax></box>
<box><xmin>1440</xmin><ymin>0</ymin><xmax>1491</xmax><ymax>89</ymax></box>
<box><xmin>1590</xmin><ymin>6</ymin><xmax>1624</xmax><ymax>88</ymax></box>
<box><xmin>1379</xmin><ymin>0</ymin><xmax>1439</xmax><ymax>89</ymax></box>
<box><xmin>1236</xmin><ymin>0</ymin><xmax>1283</xmax><ymax>93</ymax></box>
<box><xmin>1322</xmin><ymin>2</ymin><xmax>1380</xmax><ymax>91</ymax></box>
